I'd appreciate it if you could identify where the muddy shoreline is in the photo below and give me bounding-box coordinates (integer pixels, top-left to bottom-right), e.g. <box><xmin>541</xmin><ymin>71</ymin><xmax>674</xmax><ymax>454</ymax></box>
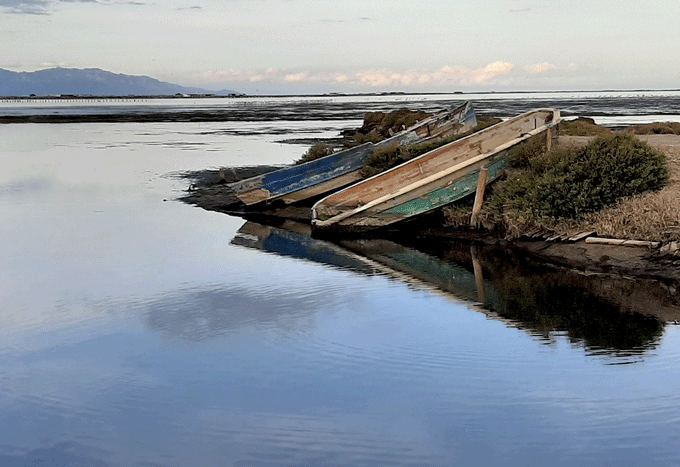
<box><xmin>177</xmin><ymin>159</ymin><xmax>680</xmax><ymax>285</ymax></box>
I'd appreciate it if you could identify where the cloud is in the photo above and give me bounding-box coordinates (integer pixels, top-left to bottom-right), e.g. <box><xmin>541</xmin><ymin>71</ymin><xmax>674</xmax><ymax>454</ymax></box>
<box><xmin>474</xmin><ymin>61</ymin><xmax>515</xmax><ymax>82</ymax></box>
<box><xmin>199</xmin><ymin>62</ymin><xmax>517</xmax><ymax>90</ymax></box>
<box><xmin>284</xmin><ymin>72</ymin><xmax>309</xmax><ymax>83</ymax></box>
<box><xmin>0</xmin><ymin>0</ymin><xmax>97</xmax><ymax>14</ymax></box>
<box><xmin>524</xmin><ymin>62</ymin><xmax>558</xmax><ymax>74</ymax></box>
<box><xmin>0</xmin><ymin>0</ymin><xmax>52</xmax><ymax>14</ymax></box>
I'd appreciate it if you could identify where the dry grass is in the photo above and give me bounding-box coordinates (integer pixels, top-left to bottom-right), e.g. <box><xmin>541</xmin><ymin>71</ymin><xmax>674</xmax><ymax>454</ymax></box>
<box><xmin>577</xmin><ymin>141</ymin><xmax>680</xmax><ymax>242</ymax></box>
<box><xmin>632</xmin><ymin>122</ymin><xmax>680</xmax><ymax>135</ymax></box>
<box><xmin>579</xmin><ymin>191</ymin><xmax>680</xmax><ymax>241</ymax></box>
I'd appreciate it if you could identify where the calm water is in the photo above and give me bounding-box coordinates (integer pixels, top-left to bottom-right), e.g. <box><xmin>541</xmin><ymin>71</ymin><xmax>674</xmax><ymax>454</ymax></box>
<box><xmin>1</xmin><ymin>97</ymin><xmax>680</xmax><ymax>466</ymax></box>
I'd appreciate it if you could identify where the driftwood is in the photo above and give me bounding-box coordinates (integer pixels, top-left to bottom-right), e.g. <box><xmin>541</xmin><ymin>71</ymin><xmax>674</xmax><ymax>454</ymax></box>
<box><xmin>585</xmin><ymin>237</ymin><xmax>660</xmax><ymax>248</ymax></box>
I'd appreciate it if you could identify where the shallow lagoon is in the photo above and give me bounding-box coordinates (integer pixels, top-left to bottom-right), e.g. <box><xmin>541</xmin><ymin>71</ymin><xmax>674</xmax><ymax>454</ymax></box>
<box><xmin>1</xmin><ymin>97</ymin><xmax>680</xmax><ymax>466</ymax></box>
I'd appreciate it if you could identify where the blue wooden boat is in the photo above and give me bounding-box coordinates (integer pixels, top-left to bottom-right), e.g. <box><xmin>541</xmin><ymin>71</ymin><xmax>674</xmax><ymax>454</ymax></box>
<box><xmin>312</xmin><ymin>109</ymin><xmax>560</xmax><ymax>233</ymax></box>
<box><xmin>228</xmin><ymin>102</ymin><xmax>477</xmax><ymax>205</ymax></box>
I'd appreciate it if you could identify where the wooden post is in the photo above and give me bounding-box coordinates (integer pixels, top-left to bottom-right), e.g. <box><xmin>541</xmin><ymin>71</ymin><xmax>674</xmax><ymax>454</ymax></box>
<box><xmin>470</xmin><ymin>167</ymin><xmax>488</xmax><ymax>228</ymax></box>
<box><xmin>470</xmin><ymin>245</ymin><xmax>486</xmax><ymax>304</ymax></box>
<box><xmin>546</xmin><ymin>110</ymin><xmax>560</xmax><ymax>152</ymax></box>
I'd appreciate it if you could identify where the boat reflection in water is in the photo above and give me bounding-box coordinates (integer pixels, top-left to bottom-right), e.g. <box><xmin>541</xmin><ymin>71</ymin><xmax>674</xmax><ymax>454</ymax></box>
<box><xmin>232</xmin><ymin>221</ymin><xmax>680</xmax><ymax>360</ymax></box>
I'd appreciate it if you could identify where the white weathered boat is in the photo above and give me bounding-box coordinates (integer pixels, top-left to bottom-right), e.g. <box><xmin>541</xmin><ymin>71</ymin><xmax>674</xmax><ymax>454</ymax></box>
<box><xmin>228</xmin><ymin>102</ymin><xmax>477</xmax><ymax>206</ymax></box>
<box><xmin>312</xmin><ymin>109</ymin><xmax>560</xmax><ymax>233</ymax></box>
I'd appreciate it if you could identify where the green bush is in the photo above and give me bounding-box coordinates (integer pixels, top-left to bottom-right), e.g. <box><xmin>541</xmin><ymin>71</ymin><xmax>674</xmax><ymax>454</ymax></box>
<box><xmin>350</xmin><ymin>130</ymin><xmax>384</xmax><ymax>147</ymax></box>
<box><xmin>294</xmin><ymin>143</ymin><xmax>334</xmax><ymax>165</ymax></box>
<box><xmin>560</xmin><ymin>117</ymin><xmax>612</xmax><ymax>136</ymax></box>
<box><xmin>359</xmin><ymin>132</ymin><xmax>471</xmax><ymax>178</ymax></box>
<box><xmin>491</xmin><ymin>134</ymin><xmax>670</xmax><ymax>222</ymax></box>
<box><xmin>506</xmin><ymin>134</ymin><xmax>549</xmax><ymax>170</ymax></box>
<box><xmin>472</xmin><ymin>116</ymin><xmax>502</xmax><ymax>132</ymax></box>
<box><xmin>359</xmin><ymin>117</ymin><xmax>504</xmax><ymax>179</ymax></box>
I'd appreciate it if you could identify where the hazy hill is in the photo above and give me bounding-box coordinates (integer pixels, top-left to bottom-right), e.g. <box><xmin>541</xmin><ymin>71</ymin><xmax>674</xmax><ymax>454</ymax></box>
<box><xmin>0</xmin><ymin>68</ymin><xmax>240</xmax><ymax>97</ymax></box>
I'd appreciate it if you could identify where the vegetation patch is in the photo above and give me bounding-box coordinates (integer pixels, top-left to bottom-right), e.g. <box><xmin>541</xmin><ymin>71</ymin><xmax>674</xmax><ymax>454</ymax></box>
<box><xmin>579</xmin><ymin>190</ymin><xmax>680</xmax><ymax>242</ymax></box>
<box><xmin>294</xmin><ymin>142</ymin><xmax>335</xmax><ymax>165</ymax></box>
<box><xmin>560</xmin><ymin>117</ymin><xmax>612</xmax><ymax>136</ymax></box>
<box><xmin>631</xmin><ymin>122</ymin><xmax>680</xmax><ymax>135</ymax></box>
<box><xmin>355</xmin><ymin>108</ymin><xmax>431</xmax><ymax>139</ymax></box>
<box><xmin>359</xmin><ymin>116</ymin><xmax>503</xmax><ymax>179</ymax></box>
<box><xmin>295</xmin><ymin>111</ymin><xmax>501</xmax><ymax>169</ymax></box>
<box><xmin>446</xmin><ymin>133</ymin><xmax>670</xmax><ymax>238</ymax></box>
<box><xmin>345</xmin><ymin>108</ymin><xmax>434</xmax><ymax>149</ymax></box>
<box><xmin>295</xmin><ymin>108</ymin><xmax>435</xmax><ymax>164</ymax></box>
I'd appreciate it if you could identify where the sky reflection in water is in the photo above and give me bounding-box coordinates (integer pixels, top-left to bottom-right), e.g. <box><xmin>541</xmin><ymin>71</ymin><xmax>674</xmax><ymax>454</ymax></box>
<box><xmin>1</xmin><ymin>103</ymin><xmax>680</xmax><ymax>466</ymax></box>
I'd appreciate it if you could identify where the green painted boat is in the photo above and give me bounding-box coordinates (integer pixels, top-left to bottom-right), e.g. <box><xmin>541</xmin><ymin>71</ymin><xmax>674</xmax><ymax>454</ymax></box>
<box><xmin>312</xmin><ymin>109</ymin><xmax>560</xmax><ymax>233</ymax></box>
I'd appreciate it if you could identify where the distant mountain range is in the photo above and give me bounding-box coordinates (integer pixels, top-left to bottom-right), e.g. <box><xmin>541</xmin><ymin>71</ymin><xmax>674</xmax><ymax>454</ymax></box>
<box><xmin>0</xmin><ymin>68</ymin><xmax>241</xmax><ymax>97</ymax></box>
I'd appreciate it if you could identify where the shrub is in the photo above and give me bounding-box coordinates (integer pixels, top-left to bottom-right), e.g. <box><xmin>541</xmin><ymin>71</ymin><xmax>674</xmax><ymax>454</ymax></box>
<box><xmin>359</xmin><ymin>132</ymin><xmax>472</xmax><ymax>179</ymax></box>
<box><xmin>506</xmin><ymin>134</ymin><xmax>550</xmax><ymax>170</ymax></box>
<box><xmin>350</xmin><ymin>130</ymin><xmax>384</xmax><ymax>147</ymax></box>
<box><xmin>351</xmin><ymin>108</ymin><xmax>431</xmax><ymax>141</ymax></box>
<box><xmin>472</xmin><ymin>116</ymin><xmax>502</xmax><ymax>132</ymax></box>
<box><xmin>490</xmin><ymin>134</ymin><xmax>670</xmax><ymax>224</ymax></box>
<box><xmin>294</xmin><ymin>143</ymin><xmax>334</xmax><ymax>165</ymax></box>
<box><xmin>560</xmin><ymin>117</ymin><xmax>612</xmax><ymax>136</ymax></box>
<box><xmin>359</xmin><ymin>117</ymin><xmax>504</xmax><ymax>179</ymax></box>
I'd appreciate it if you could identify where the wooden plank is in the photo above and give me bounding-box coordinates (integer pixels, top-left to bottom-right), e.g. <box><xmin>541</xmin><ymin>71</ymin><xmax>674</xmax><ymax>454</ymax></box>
<box><xmin>586</xmin><ymin>237</ymin><xmax>660</xmax><ymax>248</ymax></box>
<box><xmin>567</xmin><ymin>231</ymin><xmax>596</xmax><ymax>242</ymax></box>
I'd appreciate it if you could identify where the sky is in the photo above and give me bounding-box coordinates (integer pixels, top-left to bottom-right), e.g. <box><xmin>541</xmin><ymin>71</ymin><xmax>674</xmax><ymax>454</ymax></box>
<box><xmin>1</xmin><ymin>0</ymin><xmax>680</xmax><ymax>94</ymax></box>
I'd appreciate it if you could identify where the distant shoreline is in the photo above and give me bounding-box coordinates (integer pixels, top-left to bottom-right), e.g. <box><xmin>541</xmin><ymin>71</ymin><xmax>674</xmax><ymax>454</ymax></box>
<box><xmin>3</xmin><ymin>88</ymin><xmax>680</xmax><ymax>101</ymax></box>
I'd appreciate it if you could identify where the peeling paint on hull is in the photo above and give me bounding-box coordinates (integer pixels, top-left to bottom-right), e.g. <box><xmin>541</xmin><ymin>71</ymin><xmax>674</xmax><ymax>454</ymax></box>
<box><xmin>382</xmin><ymin>157</ymin><xmax>507</xmax><ymax>216</ymax></box>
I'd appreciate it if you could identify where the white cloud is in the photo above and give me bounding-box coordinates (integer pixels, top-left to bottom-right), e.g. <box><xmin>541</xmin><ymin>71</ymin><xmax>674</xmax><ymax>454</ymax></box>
<box><xmin>524</xmin><ymin>62</ymin><xmax>558</xmax><ymax>74</ymax></box>
<box><xmin>284</xmin><ymin>72</ymin><xmax>309</xmax><ymax>83</ymax></box>
<box><xmin>475</xmin><ymin>61</ymin><xmax>515</xmax><ymax>82</ymax></box>
<box><xmin>197</xmin><ymin>62</ymin><xmax>518</xmax><ymax>91</ymax></box>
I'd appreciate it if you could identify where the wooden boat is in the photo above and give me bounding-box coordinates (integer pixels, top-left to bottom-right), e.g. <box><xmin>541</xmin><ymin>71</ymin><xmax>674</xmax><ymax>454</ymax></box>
<box><xmin>228</xmin><ymin>102</ymin><xmax>477</xmax><ymax>206</ymax></box>
<box><xmin>312</xmin><ymin>109</ymin><xmax>560</xmax><ymax>233</ymax></box>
